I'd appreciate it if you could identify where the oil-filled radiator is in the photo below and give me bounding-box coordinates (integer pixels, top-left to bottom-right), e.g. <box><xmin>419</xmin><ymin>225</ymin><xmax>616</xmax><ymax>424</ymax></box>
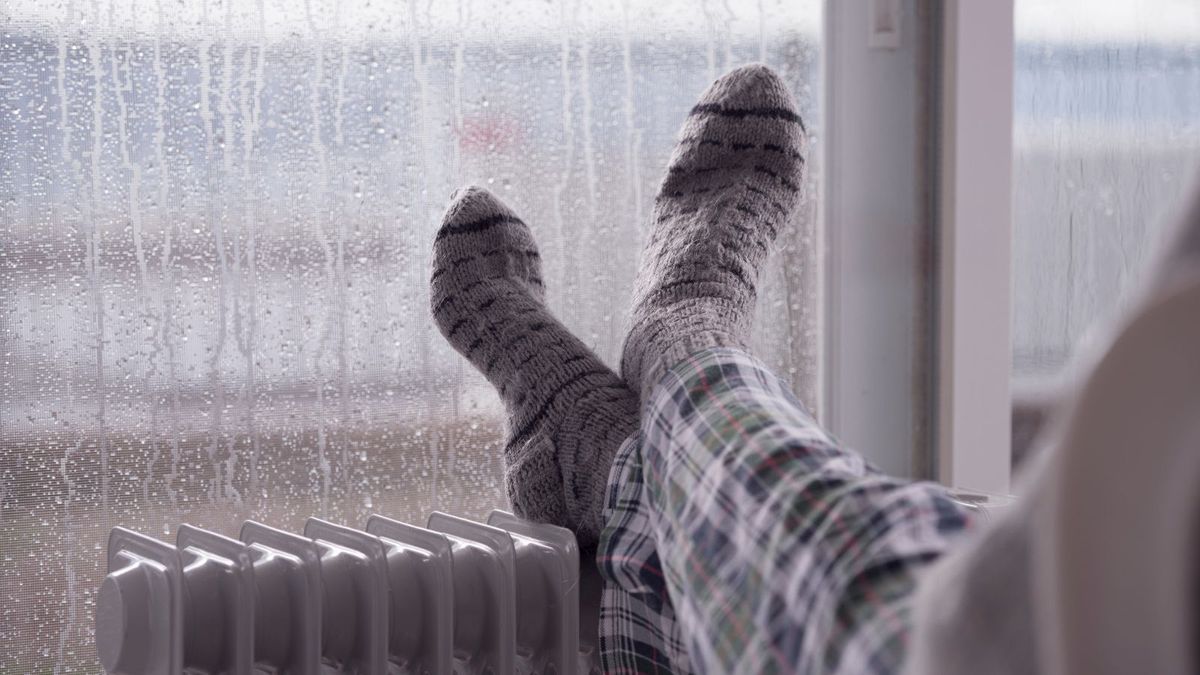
<box><xmin>96</xmin><ymin>510</ymin><xmax>599</xmax><ymax>675</ymax></box>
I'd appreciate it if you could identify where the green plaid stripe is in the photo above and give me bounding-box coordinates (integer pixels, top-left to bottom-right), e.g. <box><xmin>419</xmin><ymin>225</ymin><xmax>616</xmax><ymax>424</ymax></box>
<box><xmin>627</xmin><ymin>348</ymin><xmax>973</xmax><ymax>673</ymax></box>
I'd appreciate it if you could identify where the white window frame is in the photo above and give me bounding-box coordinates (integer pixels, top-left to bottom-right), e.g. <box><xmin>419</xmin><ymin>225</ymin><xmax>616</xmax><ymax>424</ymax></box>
<box><xmin>821</xmin><ymin>0</ymin><xmax>1014</xmax><ymax>493</ymax></box>
<box><xmin>934</xmin><ymin>0</ymin><xmax>1014</xmax><ymax>494</ymax></box>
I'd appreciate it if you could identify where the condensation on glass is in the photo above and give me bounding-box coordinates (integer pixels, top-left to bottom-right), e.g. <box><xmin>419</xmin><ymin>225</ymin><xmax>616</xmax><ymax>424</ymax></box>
<box><xmin>0</xmin><ymin>1</ymin><xmax>822</xmax><ymax>668</ymax></box>
<box><xmin>1012</xmin><ymin>0</ymin><xmax>1200</xmax><ymax>380</ymax></box>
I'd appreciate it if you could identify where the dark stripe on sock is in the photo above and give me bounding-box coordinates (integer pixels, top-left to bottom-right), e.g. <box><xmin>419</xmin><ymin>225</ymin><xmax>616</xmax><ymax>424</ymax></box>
<box><xmin>465</xmin><ymin>336</ymin><xmax>484</xmax><ymax>355</ymax></box>
<box><xmin>496</xmin><ymin>336</ymin><xmax>579</xmax><ymax>394</ymax></box>
<box><xmin>475</xmin><ymin>302</ymin><xmax>539</xmax><ymax>349</ymax></box>
<box><xmin>434</xmin><ymin>214</ymin><xmax>525</xmax><ymax>242</ymax></box>
<box><xmin>485</xmin><ymin>352</ymin><xmax>503</xmax><ymax>374</ymax></box>
<box><xmin>753</xmin><ymin>165</ymin><xmax>801</xmax><ymax>193</ymax></box>
<box><xmin>760</xmin><ymin>143</ymin><xmax>804</xmax><ymax>161</ymax></box>
<box><xmin>445</xmin><ymin>318</ymin><xmax>469</xmax><ymax>340</ymax></box>
<box><xmin>462</xmin><ymin>276</ymin><xmax>502</xmax><ymax>295</ymax></box>
<box><xmin>743</xmin><ymin>182</ymin><xmax>788</xmax><ymax>212</ymax></box>
<box><xmin>690</xmin><ymin>103</ymin><xmax>806</xmax><ymax>130</ymax></box>
<box><xmin>753</xmin><ymin>164</ymin><xmax>780</xmax><ymax>180</ymax></box>
<box><xmin>562</xmin><ymin>353</ymin><xmax>589</xmax><ymax>367</ymax></box>
<box><xmin>731</xmin><ymin>142</ymin><xmax>754</xmax><ymax>151</ymax></box>
<box><xmin>435</xmin><ymin>277</ymin><xmax>520</xmax><ymax>316</ymax></box>
<box><xmin>735</xmin><ymin>203</ymin><xmax>759</xmax><ymax>218</ymax></box>
<box><xmin>515</xmin><ymin>349</ymin><xmax>540</xmax><ymax>370</ymax></box>
<box><xmin>499</xmin><ymin>331</ymin><xmax>564</xmax><ymax>391</ymax></box>
<box><xmin>721</xmin><ymin>238</ymin><xmax>768</xmax><ymax>256</ymax></box>
<box><xmin>478</xmin><ymin>246</ymin><xmax>540</xmax><ymax>260</ymax></box>
<box><xmin>501</xmin><ymin>332</ymin><xmax>534</xmax><ymax>354</ymax></box>
<box><xmin>690</xmin><ymin>182</ymin><xmax>735</xmax><ymax>197</ymax></box>
<box><xmin>716</xmin><ymin>262</ymin><xmax>752</xmax><ymax>289</ymax></box>
<box><xmin>650</xmin><ymin>277</ymin><xmax>742</xmax><ymax>301</ymax></box>
<box><xmin>667</xmin><ymin>164</ymin><xmax>743</xmax><ymax>178</ymax></box>
<box><xmin>506</xmin><ymin>368</ymin><xmax>611</xmax><ymax>449</ymax></box>
<box><xmin>572</xmin><ymin>384</ymin><xmax>634</xmax><ymax>440</ymax></box>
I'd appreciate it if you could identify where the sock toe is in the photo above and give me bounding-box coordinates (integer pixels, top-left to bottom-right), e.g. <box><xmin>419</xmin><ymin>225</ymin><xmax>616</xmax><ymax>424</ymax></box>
<box><xmin>431</xmin><ymin>187</ymin><xmax>544</xmax><ymax>324</ymax></box>
<box><xmin>441</xmin><ymin>184</ymin><xmax>511</xmax><ymax>226</ymax></box>
<box><xmin>693</xmin><ymin>63</ymin><xmax>800</xmax><ymax>120</ymax></box>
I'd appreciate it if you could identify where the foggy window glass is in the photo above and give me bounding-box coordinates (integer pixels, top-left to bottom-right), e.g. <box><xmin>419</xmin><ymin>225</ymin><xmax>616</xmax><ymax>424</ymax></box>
<box><xmin>0</xmin><ymin>1</ymin><xmax>822</xmax><ymax>668</ymax></box>
<box><xmin>1012</xmin><ymin>0</ymin><xmax>1200</xmax><ymax>380</ymax></box>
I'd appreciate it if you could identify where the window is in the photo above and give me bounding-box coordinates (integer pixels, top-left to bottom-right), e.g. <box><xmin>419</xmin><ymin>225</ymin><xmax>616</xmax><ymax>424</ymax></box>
<box><xmin>1012</xmin><ymin>0</ymin><xmax>1200</xmax><ymax>381</ymax></box>
<box><xmin>0</xmin><ymin>1</ymin><xmax>822</xmax><ymax>668</ymax></box>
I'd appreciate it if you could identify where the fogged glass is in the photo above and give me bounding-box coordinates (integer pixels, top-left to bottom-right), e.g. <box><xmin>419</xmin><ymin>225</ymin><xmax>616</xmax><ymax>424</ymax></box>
<box><xmin>1012</xmin><ymin>0</ymin><xmax>1200</xmax><ymax>379</ymax></box>
<box><xmin>0</xmin><ymin>1</ymin><xmax>822</xmax><ymax>668</ymax></box>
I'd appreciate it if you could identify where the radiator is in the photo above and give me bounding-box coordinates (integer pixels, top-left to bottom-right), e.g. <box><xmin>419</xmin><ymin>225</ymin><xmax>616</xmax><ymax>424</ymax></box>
<box><xmin>96</xmin><ymin>510</ymin><xmax>600</xmax><ymax>675</ymax></box>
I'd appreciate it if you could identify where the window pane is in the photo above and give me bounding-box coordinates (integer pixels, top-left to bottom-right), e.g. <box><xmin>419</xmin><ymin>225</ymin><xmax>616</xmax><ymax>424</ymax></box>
<box><xmin>0</xmin><ymin>1</ymin><xmax>822</xmax><ymax>668</ymax></box>
<box><xmin>1012</xmin><ymin>0</ymin><xmax>1200</xmax><ymax>380</ymax></box>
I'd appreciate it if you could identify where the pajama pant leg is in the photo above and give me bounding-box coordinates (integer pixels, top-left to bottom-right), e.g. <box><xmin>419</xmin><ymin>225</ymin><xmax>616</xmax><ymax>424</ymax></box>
<box><xmin>634</xmin><ymin>349</ymin><xmax>974</xmax><ymax>674</ymax></box>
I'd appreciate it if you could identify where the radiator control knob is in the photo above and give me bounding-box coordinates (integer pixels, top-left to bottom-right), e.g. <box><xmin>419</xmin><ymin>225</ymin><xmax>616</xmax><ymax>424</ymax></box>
<box><xmin>98</xmin><ymin>528</ymin><xmax>182</xmax><ymax>674</ymax></box>
<box><xmin>96</xmin><ymin>565</ymin><xmax>152</xmax><ymax>674</ymax></box>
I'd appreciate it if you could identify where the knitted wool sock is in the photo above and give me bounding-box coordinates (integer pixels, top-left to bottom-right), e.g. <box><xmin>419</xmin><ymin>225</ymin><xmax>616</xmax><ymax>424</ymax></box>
<box><xmin>621</xmin><ymin>64</ymin><xmax>807</xmax><ymax>402</ymax></box>
<box><xmin>431</xmin><ymin>186</ymin><xmax>638</xmax><ymax>546</ymax></box>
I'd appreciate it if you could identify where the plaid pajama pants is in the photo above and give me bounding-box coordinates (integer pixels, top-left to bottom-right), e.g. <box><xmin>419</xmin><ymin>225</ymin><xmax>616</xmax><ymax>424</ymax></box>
<box><xmin>597</xmin><ymin>348</ymin><xmax>975</xmax><ymax>674</ymax></box>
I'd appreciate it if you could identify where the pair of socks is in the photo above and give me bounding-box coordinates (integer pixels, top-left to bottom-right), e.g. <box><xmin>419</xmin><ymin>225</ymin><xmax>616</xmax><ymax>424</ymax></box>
<box><xmin>430</xmin><ymin>64</ymin><xmax>806</xmax><ymax>545</ymax></box>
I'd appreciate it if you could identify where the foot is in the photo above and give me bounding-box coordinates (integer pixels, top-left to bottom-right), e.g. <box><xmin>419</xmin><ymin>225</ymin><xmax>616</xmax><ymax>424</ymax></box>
<box><xmin>621</xmin><ymin>64</ymin><xmax>807</xmax><ymax>401</ymax></box>
<box><xmin>431</xmin><ymin>186</ymin><xmax>639</xmax><ymax>546</ymax></box>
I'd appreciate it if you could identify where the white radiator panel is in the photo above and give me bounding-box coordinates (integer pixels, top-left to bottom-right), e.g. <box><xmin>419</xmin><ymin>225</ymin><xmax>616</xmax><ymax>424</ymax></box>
<box><xmin>97</xmin><ymin>512</ymin><xmax>594</xmax><ymax>675</ymax></box>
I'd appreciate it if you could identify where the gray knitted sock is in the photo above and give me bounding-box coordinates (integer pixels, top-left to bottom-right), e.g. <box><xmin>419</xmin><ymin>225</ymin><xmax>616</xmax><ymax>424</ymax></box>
<box><xmin>621</xmin><ymin>64</ymin><xmax>807</xmax><ymax>402</ymax></box>
<box><xmin>431</xmin><ymin>186</ymin><xmax>638</xmax><ymax>546</ymax></box>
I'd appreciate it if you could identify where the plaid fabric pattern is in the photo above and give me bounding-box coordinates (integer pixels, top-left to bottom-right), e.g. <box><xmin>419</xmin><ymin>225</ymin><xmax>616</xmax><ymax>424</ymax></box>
<box><xmin>598</xmin><ymin>432</ymin><xmax>693</xmax><ymax>674</ymax></box>
<box><xmin>598</xmin><ymin>348</ymin><xmax>973</xmax><ymax>674</ymax></box>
